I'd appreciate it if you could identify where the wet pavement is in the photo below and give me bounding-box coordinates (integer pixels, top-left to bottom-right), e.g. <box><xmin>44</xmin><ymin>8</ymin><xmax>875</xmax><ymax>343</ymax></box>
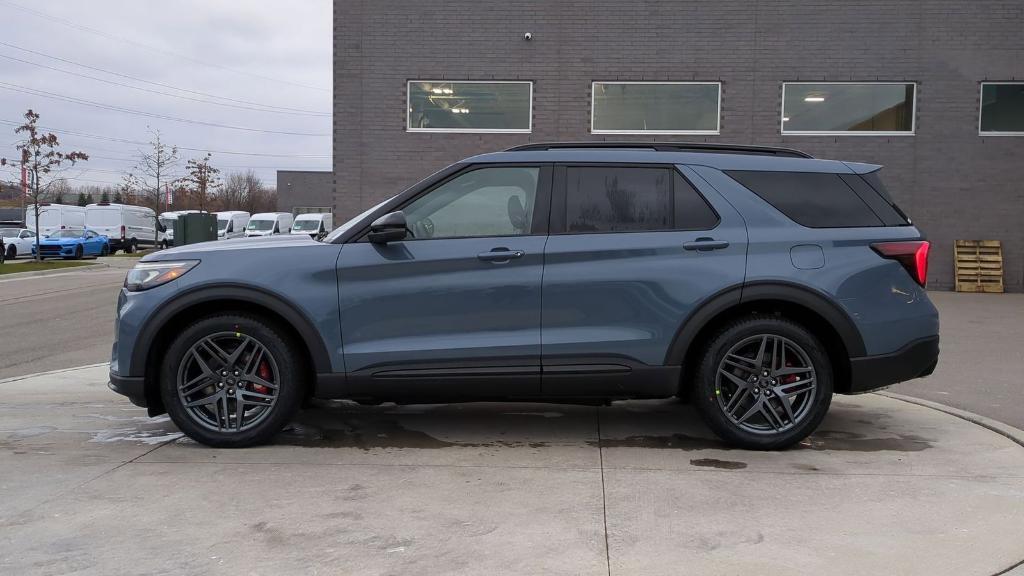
<box><xmin>1</xmin><ymin>365</ymin><xmax>1023</xmax><ymax>575</ymax></box>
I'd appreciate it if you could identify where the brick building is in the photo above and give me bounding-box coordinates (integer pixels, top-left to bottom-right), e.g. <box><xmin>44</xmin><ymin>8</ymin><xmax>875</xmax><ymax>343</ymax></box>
<box><xmin>276</xmin><ymin>170</ymin><xmax>333</xmax><ymax>214</ymax></box>
<box><xmin>334</xmin><ymin>1</ymin><xmax>1024</xmax><ymax>290</ymax></box>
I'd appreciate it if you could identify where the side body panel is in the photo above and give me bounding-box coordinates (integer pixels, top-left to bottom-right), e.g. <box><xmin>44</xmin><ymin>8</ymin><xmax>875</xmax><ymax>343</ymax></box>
<box><xmin>336</xmin><ymin>236</ymin><xmax>547</xmax><ymax>396</ymax></box>
<box><xmin>691</xmin><ymin>164</ymin><xmax>939</xmax><ymax>356</ymax></box>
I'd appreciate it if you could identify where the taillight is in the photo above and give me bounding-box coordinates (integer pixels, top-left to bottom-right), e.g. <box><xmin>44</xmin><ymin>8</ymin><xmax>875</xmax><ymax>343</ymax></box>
<box><xmin>120</xmin><ymin>225</ymin><xmax>126</xmax><ymax>240</ymax></box>
<box><xmin>871</xmin><ymin>240</ymin><xmax>930</xmax><ymax>287</ymax></box>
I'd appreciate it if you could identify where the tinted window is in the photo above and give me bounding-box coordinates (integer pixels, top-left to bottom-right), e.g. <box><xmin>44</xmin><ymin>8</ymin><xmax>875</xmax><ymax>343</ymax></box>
<box><xmin>565</xmin><ymin>167</ymin><xmax>671</xmax><ymax>232</ymax></box>
<box><xmin>782</xmin><ymin>83</ymin><xmax>915</xmax><ymax>134</ymax></box>
<box><xmin>592</xmin><ymin>83</ymin><xmax>720</xmax><ymax>133</ymax></box>
<box><xmin>403</xmin><ymin>167</ymin><xmax>539</xmax><ymax>239</ymax></box>
<box><xmin>674</xmin><ymin>172</ymin><xmax>720</xmax><ymax>230</ymax></box>
<box><xmin>407</xmin><ymin>81</ymin><xmax>531</xmax><ymax>132</ymax></box>
<box><xmin>980</xmin><ymin>83</ymin><xmax>1024</xmax><ymax>133</ymax></box>
<box><xmin>727</xmin><ymin>171</ymin><xmax>884</xmax><ymax>228</ymax></box>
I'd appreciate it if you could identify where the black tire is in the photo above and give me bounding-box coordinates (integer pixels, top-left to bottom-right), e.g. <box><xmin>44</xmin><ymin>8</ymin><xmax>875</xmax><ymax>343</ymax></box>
<box><xmin>6</xmin><ymin>245</ymin><xmax>15</xmax><ymax>260</ymax></box>
<box><xmin>74</xmin><ymin>245</ymin><xmax>83</xmax><ymax>260</ymax></box>
<box><xmin>161</xmin><ymin>313</ymin><xmax>305</xmax><ymax>448</ymax></box>
<box><xmin>125</xmin><ymin>239</ymin><xmax>135</xmax><ymax>254</ymax></box>
<box><xmin>100</xmin><ymin>244</ymin><xmax>109</xmax><ymax>257</ymax></box>
<box><xmin>692</xmin><ymin>316</ymin><xmax>833</xmax><ymax>450</ymax></box>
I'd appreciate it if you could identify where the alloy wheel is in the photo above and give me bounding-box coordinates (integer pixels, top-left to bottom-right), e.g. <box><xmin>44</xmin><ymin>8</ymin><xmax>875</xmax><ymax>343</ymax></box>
<box><xmin>715</xmin><ymin>334</ymin><xmax>817</xmax><ymax>435</ymax></box>
<box><xmin>176</xmin><ymin>332</ymin><xmax>281</xmax><ymax>433</ymax></box>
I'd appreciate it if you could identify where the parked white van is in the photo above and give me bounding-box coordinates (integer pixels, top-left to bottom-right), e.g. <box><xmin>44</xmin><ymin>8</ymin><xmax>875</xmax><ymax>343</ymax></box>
<box><xmin>245</xmin><ymin>212</ymin><xmax>293</xmax><ymax>237</ymax></box>
<box><xmin>86</xmin><ymin>203</ymin><xmax>156</xmax><ymax>253</ymax></box>
<box><xmin>291</xmin><ymin>213</ymin><xmax>333</xmax><ymax>239</ymax></box>
<box><xmin>215</xmin><ymin>211</ymin><xmax>250</xmax><ymax>240</ymax></box>
<box><xmin>158</xmin><ymin>210</ymin><xmax>200</xmax><ymax>248</ymax></box>
<box><xmin>25</xmin><ymin>203</ymin><xmax>86</xmax><ymax>237</ymax></box>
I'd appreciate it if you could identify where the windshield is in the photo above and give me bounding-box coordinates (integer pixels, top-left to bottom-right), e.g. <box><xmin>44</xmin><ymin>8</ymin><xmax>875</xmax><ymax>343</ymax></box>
<box><xmin>247</xmin><ymin>220</ymin><xmax>274</xmax><ymax>231</ymax></box>
<box><xmin>159</xmin><ymin>218</ymin><xmax>175</xmax><ymax>229</ymax></box>
<box><xmin>217</xmin><ymin>219</ymin><xmax>229</xmax><ymax>231</ymax></box>
<box><xmin>292</xmin><ymin>219</ymin><xmax>320</xmax><ymax>231</ymax></box>
<box><xmin>0</xmin><ymin>228</ymin><xmax>19</xmax><ymax>238</ymax></box>
<box><xmin>323</xmin><ymin>196</ymin><xmax>394</xmax><ymax>243</ymax></box>
<box><xmin>49</xmin><ymin>230</ymin><xmax>85</xmax><ymax>239</ymax></box>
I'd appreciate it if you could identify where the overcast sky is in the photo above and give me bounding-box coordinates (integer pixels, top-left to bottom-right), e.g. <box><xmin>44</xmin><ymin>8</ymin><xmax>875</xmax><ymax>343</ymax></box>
<box><xmin>0</xmin><ymin>0</ymin><xmax>331</xmax><ymax>190</ymax></box>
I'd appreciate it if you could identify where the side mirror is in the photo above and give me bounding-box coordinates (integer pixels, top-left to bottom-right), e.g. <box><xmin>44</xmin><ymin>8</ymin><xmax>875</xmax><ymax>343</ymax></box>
<box><xmin>367</xmin><ymin>211</ymin><xmax>408</xmax><ymax>244</ymax></box>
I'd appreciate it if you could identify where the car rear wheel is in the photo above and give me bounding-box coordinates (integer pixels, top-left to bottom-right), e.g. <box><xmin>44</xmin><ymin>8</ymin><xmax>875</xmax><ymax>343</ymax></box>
<box><xmin>100</xmin><ymin>244</ymin><xmax>109</xmax><ymax>257</ymax></box>
<box><xmin>693</xmin><ymin>316</ymin><xmax>833</xmax><ymax>450</ymax></box>
<box><xmin>161</xmin><ymin>313</ymin><xmax>305</xmax><ymax>447</ymax></box>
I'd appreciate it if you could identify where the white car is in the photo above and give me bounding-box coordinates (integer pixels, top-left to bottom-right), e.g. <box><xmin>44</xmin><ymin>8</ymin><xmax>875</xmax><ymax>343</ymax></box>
<box><xmin>0</xmin><ymin>227</ymin><xmax>36</xmax><ymax>260</ymax></box>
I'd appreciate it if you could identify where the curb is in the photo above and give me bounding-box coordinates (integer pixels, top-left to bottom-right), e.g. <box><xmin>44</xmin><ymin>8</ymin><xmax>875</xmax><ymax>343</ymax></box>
<box><xmin>0</xmin><ymin>362</ymin><xmax>109</xmax><ymax>385</ymax></box>
<box><xmin>0</xmin><ymin>261</ymin><xmax>109</xmax><ymax>281</ymax></box>
<box><xmin>877</xmin><ymin>391</ymin><xmax>1024</xmax><ymax>449</ymax></box>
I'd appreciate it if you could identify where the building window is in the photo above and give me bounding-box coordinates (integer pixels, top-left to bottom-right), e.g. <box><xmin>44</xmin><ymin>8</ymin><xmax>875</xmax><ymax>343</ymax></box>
<box><xmin>591</xmin><ymin>82</ymin><xmax>721</xmax><ymax>134</ymax></box>
<box><xmin>781</xmin><ymin>83</ymin><xmax>916</xmax><ymax>135</ymax></box>
<box><xmin>407</xmin><ymin>81</ymin><xmax>532</xmax><ymax>133</ymax></box>
<box><xmin>980</xmin><ymin>82</ymin><xmax>1024</xmax><ymax>135</ymax></box>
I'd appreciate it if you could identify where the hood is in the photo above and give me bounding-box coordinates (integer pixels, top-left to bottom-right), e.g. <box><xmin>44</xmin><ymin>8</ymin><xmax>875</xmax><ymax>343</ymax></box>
<box><xmin>39</xmin><ymin>236</ymin><xmax>83</xmax><ymax>245</ymax></box>
<box><xmin>144</xmin><ymin>233</ymin><xmax>316</xmax><ymax>259</ymax></box>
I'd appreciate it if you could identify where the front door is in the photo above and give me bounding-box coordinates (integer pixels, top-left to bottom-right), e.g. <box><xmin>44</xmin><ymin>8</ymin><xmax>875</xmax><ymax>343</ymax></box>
<box><xmin>337</xmin><ymin>164</ymin><xmax>551</xmax><ymax>399</ymax></box>
<box><xmin>541</xmin><ymin>164</ymin><xmax>748</xmax><ymax>396</ymax></box>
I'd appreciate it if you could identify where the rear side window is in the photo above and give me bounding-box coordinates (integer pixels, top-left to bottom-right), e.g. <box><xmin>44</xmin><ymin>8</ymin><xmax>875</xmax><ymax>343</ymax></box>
<box><xmin>564</xmin><ymin>166</ymin><xmax>718</xmax><ymax>232</ymax></box>
<box><xmin>726</xmin><ymin>171</ymin><xmax>883</xmax><ymax>228</ymax></box>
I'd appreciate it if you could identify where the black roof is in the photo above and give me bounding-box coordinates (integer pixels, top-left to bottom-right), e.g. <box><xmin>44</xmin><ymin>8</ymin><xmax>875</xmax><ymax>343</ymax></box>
<box><xmin>506</xmin><ymin>141</ymin><xmax>812</xmax><ymax>159</ymax></box>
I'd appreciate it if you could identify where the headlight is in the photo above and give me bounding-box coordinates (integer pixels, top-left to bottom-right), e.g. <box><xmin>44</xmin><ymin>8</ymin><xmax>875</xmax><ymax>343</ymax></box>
<box><xmin>124</xmin><ymin>260</ymin><xmax>198</xmax><ymax>292</ymax></box>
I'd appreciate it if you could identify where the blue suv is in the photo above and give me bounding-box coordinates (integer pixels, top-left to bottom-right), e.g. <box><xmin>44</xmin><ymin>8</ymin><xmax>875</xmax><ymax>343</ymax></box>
<box><xmin>109</xmin><ymin>142</ymin><xmax>939</xmax><ymax>449</ymax></box>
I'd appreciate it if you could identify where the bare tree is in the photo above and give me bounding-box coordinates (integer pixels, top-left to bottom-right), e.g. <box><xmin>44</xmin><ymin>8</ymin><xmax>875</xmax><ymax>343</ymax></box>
<box><xmin>118</xmin><ymin>172</ymin><xmax>142</xmax><ymax>205</ymax></box>
<box><xmin>178</xmin><ymin>153</ymin><xmax>221</xmax><ymax>212</ymax></box>
<box><xmin>136</xmin><ymin>128</ymin><xmax>179</xmax><ymax>241</ymax></box>
<box><xmin>1</xmin><ymin>110</ymin><xmax>88</xmax><ymax>261</ymax></box>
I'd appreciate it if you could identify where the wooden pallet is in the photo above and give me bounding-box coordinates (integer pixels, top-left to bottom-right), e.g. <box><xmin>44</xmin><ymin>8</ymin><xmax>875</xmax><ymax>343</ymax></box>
<box><xmin>954</xmin><ymin>240</ymin><xmax>1004</xmax><ymax>293</ymax></box>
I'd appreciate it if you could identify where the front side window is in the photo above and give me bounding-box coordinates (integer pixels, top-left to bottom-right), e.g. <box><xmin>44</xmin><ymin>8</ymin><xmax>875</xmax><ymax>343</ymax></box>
<box><xmin>980</xmin><ymin>83</ymin><xmax>1024</xmax><ymax>135</ymax></box>
<box><xmin>592</xmin><ymin>82</ymin><xmax>721</xmax><ymax>134</ymax></box>
<box><xmin>407</xmin><ymin>81</ymin><xmax>532</xmax><ymax>133</ymax></box>
<box><xmin>781</xmin><ymin>83</ymin><xmax>915</xmax><ymax>134</ymax></box>
<box><xmin>402</xmin><ymin>166</ymin><xmax>539</xmax><ymax>239</ymax></box>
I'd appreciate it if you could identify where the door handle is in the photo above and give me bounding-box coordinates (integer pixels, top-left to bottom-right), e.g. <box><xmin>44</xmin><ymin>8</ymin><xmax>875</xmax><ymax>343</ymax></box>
<box><xmin>477</xmin><ymin>248</ymin><xmax>525</xmax><ymax>262</ymax></box>
<box><xmin>683</xmin><ymin>238</ymin><xmax>730</xmax><ymax>251</ymax></box>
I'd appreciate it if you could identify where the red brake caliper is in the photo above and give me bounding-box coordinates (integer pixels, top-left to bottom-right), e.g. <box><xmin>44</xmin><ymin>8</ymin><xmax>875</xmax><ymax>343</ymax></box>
<box><xmin>255</xmin><ymin>360</ymin><xmax>272</xmax><ymax>394</ymax></box>
<box><xmin>780</xmin><ymin>359</ymin><xmax>800</xmax><ymax>385</ymax></box>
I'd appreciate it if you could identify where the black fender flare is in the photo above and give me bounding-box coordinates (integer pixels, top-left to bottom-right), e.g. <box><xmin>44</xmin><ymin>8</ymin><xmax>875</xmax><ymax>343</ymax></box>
<box><xmin>663</xmin><ymin>281</ymin><xmax>866</xmax><ymax>366</ymax></box>
<box><xmin>130</xmin><ymin>284</ymin><xmax>333</xmax><ymax>377</ymax></box>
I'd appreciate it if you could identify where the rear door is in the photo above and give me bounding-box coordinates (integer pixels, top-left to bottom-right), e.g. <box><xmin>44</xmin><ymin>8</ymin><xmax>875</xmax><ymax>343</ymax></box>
<box><xmin>541</xmin><ymin>163</ymin><xmax>747</xmax><ymax>396</ymax></box>
<box><xmin>337</xmin><ymin>164</ymin><xmax>552</xmax><ymax>398</ymax></box>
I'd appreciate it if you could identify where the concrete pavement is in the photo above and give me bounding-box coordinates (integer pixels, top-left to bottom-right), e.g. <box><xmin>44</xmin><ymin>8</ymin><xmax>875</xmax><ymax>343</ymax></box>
<box><xmin>1</xmin><ymin>364</ymin><xmax>1023</xmax><ymax>576</ymax></box>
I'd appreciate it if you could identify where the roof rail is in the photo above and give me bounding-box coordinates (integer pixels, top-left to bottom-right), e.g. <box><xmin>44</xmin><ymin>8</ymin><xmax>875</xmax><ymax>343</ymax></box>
<box><xmin>505</xmin><ymin>141</ymin><xmax>813</xmax><ymax>159</ymax></box>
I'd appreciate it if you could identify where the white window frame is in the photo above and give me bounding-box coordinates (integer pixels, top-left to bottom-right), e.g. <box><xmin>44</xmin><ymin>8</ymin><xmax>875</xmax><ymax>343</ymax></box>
<box><xmin>406</xmin><ymin>80</ymin><xmax>533</xmax><ymax>134</ymax></box>
<box><xmin>979</xmin><ymin>81</ymin><xmax>1024</xmax><ymax>136</ymax></box>
<box><xmin>590</xmin><ymin>81</ymin><xmax>721</xmax><ymax>135</ymax></box>
<box><xmin>780</xmin><ymin>82</ymin><xmax>917</xmax><ymax>136</ymax></box>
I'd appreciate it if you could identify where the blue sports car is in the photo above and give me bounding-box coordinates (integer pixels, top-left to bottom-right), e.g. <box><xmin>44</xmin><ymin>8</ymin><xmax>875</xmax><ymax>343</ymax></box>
<box><xmin>34</xmin><ymin>228</ymin><xmax>110</xmax><ymax>259</ymax></box>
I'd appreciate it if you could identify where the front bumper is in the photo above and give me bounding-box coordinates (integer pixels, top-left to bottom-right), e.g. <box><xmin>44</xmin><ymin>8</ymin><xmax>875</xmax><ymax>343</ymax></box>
<box><xmin>847</xmin><ymin>335</ymin><xmax>939</xmax><ymax>393</ymax></box>
<box><xmin>109</xmin><ymin>369</ymin><xmax>148</xmax><ymax>407</ymax></box>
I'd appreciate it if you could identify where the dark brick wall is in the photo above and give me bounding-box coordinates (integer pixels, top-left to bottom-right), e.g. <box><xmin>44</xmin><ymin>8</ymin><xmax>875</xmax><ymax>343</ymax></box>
<box><xmin>334</xmin><ymin>0</ymin><xmax>1024</xmax><ymax>290</ymax></box>
<box><xmin>276</xmin><ymin>171</ymin><xmax>334</xmax><ymax>213</ymax></box>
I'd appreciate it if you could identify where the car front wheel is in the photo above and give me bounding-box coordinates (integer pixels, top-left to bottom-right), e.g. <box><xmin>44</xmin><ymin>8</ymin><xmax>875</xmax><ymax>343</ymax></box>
<box><xmin>693</xmin><ymin>316</ymin><xmax>833</xmax><ymax>450</ymax></box>
<box><xmin>161</xmin><ymin>313</ymin><xmax>305</xmax><ymax>447</ymax></box>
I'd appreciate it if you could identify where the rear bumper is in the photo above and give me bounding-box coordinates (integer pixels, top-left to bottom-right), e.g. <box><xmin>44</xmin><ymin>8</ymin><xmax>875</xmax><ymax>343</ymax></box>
<box><xmin>847</xmin><ymin>335</ymin><xmax>939</xmax><ymax>394</ymax></box>
<box><xmin>108</xmin><ymin>370</ymin><xmax>148</xmax><ymax>408</ymax></box>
